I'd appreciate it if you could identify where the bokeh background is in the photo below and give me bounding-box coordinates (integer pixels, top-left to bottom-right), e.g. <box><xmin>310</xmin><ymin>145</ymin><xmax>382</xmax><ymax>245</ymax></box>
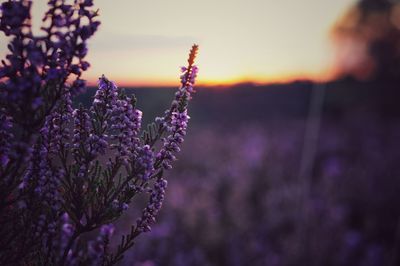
<box><xmin>117</xmin><ymin>1</ymin><xmax>400</xmax><ymax>265</ymax></box>
<box><xmin>3</xmin><ymin>0</ymin><xmax>400</xmax><ymax>265</ymax></box>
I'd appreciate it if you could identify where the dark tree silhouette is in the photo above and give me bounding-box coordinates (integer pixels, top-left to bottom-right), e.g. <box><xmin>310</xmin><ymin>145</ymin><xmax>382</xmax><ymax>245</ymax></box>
<box><xmin>332</xmin><ymin>0</ymin><xmax>400</xmax><ymax>81</ymax></box>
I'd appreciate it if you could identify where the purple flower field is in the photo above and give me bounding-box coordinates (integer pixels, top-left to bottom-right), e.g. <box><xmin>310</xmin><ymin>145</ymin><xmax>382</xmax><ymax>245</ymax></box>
<box><xmin>110</xmin><ymin>81</ymin><xmax>400</xmax><ymax>266</ymax></box>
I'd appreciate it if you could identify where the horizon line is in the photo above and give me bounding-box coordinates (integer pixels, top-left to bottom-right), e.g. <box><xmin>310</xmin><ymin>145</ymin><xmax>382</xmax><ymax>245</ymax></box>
<box><xmin>85</xmin><ymin>70</ymin><xmax>340</xmax><ymax>88</ymax></box>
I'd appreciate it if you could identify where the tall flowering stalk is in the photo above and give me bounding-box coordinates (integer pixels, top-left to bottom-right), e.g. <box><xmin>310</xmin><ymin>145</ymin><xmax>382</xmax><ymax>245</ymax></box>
<box><xmin>0</xmin><ymin>1</ymin><xmax>199</xmax><ymax>265</ymax></box>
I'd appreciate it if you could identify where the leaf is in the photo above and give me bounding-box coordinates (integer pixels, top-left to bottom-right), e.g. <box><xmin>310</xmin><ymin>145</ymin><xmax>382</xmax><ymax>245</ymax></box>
<box><xmin>141</xmin><ymin>122</ymin><xmax>159</xmax><ymax>145</ymax></box>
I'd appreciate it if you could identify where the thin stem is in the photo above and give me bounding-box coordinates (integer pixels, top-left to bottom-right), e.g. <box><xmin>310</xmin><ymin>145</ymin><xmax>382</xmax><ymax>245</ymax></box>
<box><xmin>60</xmin><ymin>230</ymin><xmax>80</xmax><ymax>266</ymax></box>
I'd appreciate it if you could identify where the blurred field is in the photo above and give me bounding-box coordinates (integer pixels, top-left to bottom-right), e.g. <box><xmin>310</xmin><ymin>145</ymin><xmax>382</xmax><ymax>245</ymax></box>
<box><xmin>79</xmin><ymin>77</ymin><xmax>400</xmax><ymax>266</ymax></box>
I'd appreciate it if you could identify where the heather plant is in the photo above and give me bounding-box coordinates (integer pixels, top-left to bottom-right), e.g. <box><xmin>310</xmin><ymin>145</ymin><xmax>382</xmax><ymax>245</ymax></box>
<box><xmin>0</xmin><ymin>1</ymin><xmax>199</xmax><ymax>265</ymax></box>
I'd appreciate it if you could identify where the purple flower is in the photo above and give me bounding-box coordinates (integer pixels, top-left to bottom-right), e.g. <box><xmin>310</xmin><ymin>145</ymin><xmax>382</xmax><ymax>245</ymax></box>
<box><xmin>156</xmin><ymin>57</ymin><xmax>198</xmax><ymax>170</ymax></box>
<box><xmin>87</xmin><ymin>224</ymin><xmax>115</xmax><ymax>264</ymax></box>
<box><xmin>0</xmin><ymin>0</ymin><xmax>31</xmax><ymax>36</ymax></box>
<box><xmin>93</xmin><ymin>75</ymin><xmax>118</xmax><ymax>111</ymax></box>
<box><xmin>72</xmin><ymin>107</ymin><xmax>91</xmax><ymax>156</ymax></box>
<box><xmin>136</xmin><ymin>178</ymin><xmax>168</xmax><ymax>233</ymax></box>
<box><xmin>100</xmin><ymin>224</ymin><xmax>115</xmax><ymax>238</ymax></box>
<box><xmin>109</xmin><ymin>90</ymin><xmax>143</xmax><ymax>165</ymax></box>
<box><xmin>136</xmin><ymin>145</ymin><xmax>155</xmax><ymax>180</ymax></box>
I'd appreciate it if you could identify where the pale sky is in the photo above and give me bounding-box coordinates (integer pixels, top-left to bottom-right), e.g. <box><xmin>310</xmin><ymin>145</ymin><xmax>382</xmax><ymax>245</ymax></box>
<box><xmin>0</xmin><ymin>0</ymin><xmax>355</xmax><ymax>86</ymax></box>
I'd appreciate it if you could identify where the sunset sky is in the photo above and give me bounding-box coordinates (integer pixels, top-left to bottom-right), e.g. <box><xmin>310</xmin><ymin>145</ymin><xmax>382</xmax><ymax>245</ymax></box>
<box><xmin>0</xmin><ymin>0</ymin><xmax>355</xmax><ymax>86</ymax></box>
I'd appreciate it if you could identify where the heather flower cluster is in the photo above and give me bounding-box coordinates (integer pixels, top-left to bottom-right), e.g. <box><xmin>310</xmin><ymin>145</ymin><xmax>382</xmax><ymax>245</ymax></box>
<box><xmin>0</xmin><ymin>1</ymin><xmax>198</xmax><ymax>265</ymax></box>
<box><xmin>155</xmin><ymin>51</ymin><xmax>199</xmax><ymax>171</ymax></box>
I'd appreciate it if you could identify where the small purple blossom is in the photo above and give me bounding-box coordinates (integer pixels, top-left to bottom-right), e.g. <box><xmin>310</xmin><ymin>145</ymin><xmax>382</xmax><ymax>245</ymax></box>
<box><xmin>136</xmin><ymin>178</ymin><xmax>168</xmax><ymax>233</ymax></box>
<box><xmin>136</xmin><ymin>145</ymin><xmax>155</xmax><ymax>180</ymax></box>
<box><xmin>87</xmin><ymin>224</ymin><xmax>115</xmax><ymax>264</ymax></box>
<box><xmin>100</xmin><ymin>224</ymin><xmax>115</xmax><ymax>238</ymax></box>
<box><xmin>109</xmin><ymin>91</ymin><xmax>142</xmax><ymax>165</ymax></box>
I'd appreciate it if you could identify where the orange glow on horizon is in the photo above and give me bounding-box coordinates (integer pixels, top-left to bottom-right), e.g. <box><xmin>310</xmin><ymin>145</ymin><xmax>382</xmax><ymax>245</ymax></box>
<box><xmin>85</xmin><ymin>68</ymin><xmax>337</xmax><ymax>88</ymax></box>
